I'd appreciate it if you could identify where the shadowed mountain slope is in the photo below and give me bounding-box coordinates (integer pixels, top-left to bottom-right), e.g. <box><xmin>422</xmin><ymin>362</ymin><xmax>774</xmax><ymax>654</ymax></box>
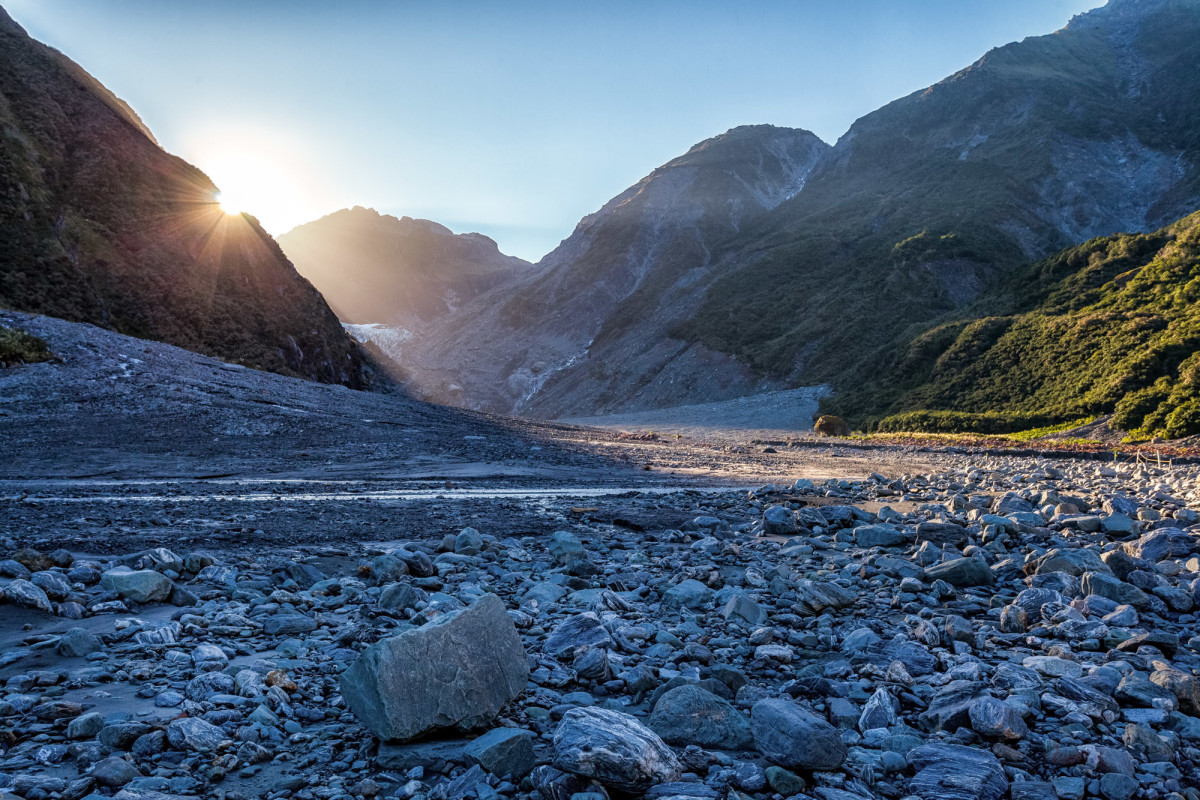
<box><xmin>0</xmin><ymin>8</ymin><xmax>367</xmax><ymax>387</ymax></box>
<box><xmin>403</xmin><ymin>124</ymin><xmax>831</xmax><ymax>414</ymax></box>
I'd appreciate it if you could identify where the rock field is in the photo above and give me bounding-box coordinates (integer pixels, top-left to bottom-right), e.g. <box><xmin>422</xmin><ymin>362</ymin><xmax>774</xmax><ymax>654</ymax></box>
<box><xmin>4</xmin><ymin>312</ymin><xmax>1200</xmax><ymax>800</ymax></box>
<box><xmin>3</xmin><ymin>454</ymin><xmax>1200</xmax><ymax>800</ymax></box>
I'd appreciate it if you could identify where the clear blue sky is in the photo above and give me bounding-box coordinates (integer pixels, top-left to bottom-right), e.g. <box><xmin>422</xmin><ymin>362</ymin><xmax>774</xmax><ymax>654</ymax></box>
<box><xmin>6</xmin><ymin>0</ymin><xmax>1101</xmax><ymax>262</ymax></box>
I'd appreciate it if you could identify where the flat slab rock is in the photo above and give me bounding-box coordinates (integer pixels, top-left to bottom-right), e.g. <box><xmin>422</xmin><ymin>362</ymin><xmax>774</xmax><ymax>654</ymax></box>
<box><xmin>339</xmin><ymin>594</ymin><xmax>528</xmax><ymax>741</ymax></box>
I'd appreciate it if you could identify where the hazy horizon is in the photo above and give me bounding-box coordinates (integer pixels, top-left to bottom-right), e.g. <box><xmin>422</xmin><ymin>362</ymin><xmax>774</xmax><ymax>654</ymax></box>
<box><xmin>7</xmin><ymin>0</ymin><xmax>1100</xmax><ymax>261</ymax></box>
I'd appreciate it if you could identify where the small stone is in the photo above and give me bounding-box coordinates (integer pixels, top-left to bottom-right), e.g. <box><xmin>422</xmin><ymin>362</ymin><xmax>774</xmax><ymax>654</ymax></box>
<box><xmin>464</xmin><ymin>728</ymin><xmax>536</xmax><ymax>779</ymax></box>
<box><xmin>67</xmin><ymin>711</ymin><xmax>105</xmax><ymax>740</ymax></box>
<box><xmin>56</xmin><ymin>627</ymin><xmax>101</xmax><ymax>657</ymax></box>
<box><xmin>167</xmin><ymin>717</ymin><xmax>229</xmax><ymax>752</ymax></box>
<box><xmin>1098</xmin><ymin>773</ymin><xmax>1138</xmax><ymax>800</ymax></box>
<box><xmin>763</xmin><ymin>765</ymin><xmax>806</xmax><ymax>796</ymax></box>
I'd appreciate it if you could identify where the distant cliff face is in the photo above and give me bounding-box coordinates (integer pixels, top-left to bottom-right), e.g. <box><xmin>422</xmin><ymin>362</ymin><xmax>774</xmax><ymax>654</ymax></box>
<box><xmin>403</xmin><ymin>0</ymin><xmax>1200</xmax><ymax>419</ymax></box>
<box><xmin>401</xmin><ymin>125</ymin><xmax>831</xmax><ymax>414</ymax></box>
<box><xmin>277</xmin><ymin>207</ymin><xmax>530</xmax><ymax>330</ymax></box>
<box><xmin>0</xmin><ymin>9</ymin><xmax>367</xmax><ymax>387</ymax></box>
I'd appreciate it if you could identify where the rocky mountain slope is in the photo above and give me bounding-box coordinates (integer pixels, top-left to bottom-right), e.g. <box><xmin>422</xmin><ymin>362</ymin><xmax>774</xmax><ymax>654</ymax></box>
<box><xmin>402</xmin><ymin>125</ymin><xmax>830</xmax><ymax>414</ymax></box>
<box><xmin>830</xmin><ymin>207</ymin><xmax>1200</xmax><ymax>440</ymax></box>
<box><xmin>0</xmin><ymin>8</ymin><xmax>367</xmax><ymax>387</ymax></box>
<box><xmin>399</xmin><ymin>0</ymin><xmax>1200</xmax><ymax>420</ymax></box>
<box><xmin>678</xmin><ymin>0</ymin><xmax>1200</xmax><ymax>391</ymax></box>
<box><xmin>278</xmin><ymin>207</ymin><xmax>530</xmax><ymax>339</ymax></box>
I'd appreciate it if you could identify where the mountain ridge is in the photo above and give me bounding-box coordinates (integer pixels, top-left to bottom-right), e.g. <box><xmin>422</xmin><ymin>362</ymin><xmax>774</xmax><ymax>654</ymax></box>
<box><xmin>344</xmin><ymin>0</ymin><xmax>1200</xmax><ymax>419</ymax></box>
<box><xmin>401</xmin><ymin>123</ymin><xmax>831</xmax><ymax>414</ymax></box>
<box><xmin>0</xmin><ymin>6</ymin><xmax>368</xmax><ymax>387</ymax></box>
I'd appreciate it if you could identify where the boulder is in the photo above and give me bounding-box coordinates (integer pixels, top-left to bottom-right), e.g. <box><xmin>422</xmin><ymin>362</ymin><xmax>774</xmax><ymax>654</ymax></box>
<box><xmin>167</xmin><ymin>718</ymin><xmax>229</xmax><ymax>752</ymax></box>
<box><xmin>853</xmin><ymin>524</ymin><xmax>912</xmax><ymax>548</ymax></box>
<box><xmin>925</xmin><ymin>556</ymin><xmax>993</xmax><ymax>587</ymax></box>
<box><xmin>543</xmin><ymin>612</ymin><xmax>613</xmax><ymax>658</ymax></box>
<box><xmin>1082</xmin><ymin>572</ymin><xmax>1149</xmax><ymax>609</ymax></box>
<box><xmin>2</xmin><ymin>579</ymin><xmax>52</xmax><ymax>612</ymax></box>
<box><xmin>907</xmin><ymin>743</ymin><xmax>1008</xmax><ymax>800</ymax></box>
<box><xmin>969</xmin><ymin>696</ymin><xmax>1028</xmax><ymax>740</ymax></box>
<box><xmin>762</xmin><ymin>505</ymin><xmax>800</xmax><ymax>535</ymax></box>
<box><xmin>750</xmin><ymin>698</ymin><xmax>846</xmax><ymax>770</ymax></box>
<box><xmin>552</xmin><ymin>707</ymin><xmax>681</xmax><ymax>791</ymax></box>
<box><xmin>813</xmin><ymin>415</ymin><xmax>850</xmax><ymax>436</ymax></box>
<box><xmin>661</xmin><ymin>579</ymin><xmax>714</xmax><ymax>610</ymax></box>
<box><xmin>339</xmin><ymin>594</ymin><xmax>527</xmax><ymax>741</ymax></box>
<box><xmin>648</xmin><ymin>685</ymin><xmax>754</xmax><ymax>750</ymax></box>
<box><xmin>100</xmin><ymin>568</ymin><xmax>174</xmax><ymax>603</ymax></box>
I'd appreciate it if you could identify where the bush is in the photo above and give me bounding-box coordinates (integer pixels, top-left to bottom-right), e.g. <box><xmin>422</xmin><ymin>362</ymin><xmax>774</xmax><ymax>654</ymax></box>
<box><xmin>875</xmin><ymin>409</ymin><xmax>1066</xmax><ymax>435</ymax></box>
<box><xmin>813</xmin><ymin>415</ymin><xmax>851</xmax><ymax>436</ymax></box>
<box><xmin>0</xmin><ymin>326</ymin><xmax>53</xmax><ymax>367</ymax></box>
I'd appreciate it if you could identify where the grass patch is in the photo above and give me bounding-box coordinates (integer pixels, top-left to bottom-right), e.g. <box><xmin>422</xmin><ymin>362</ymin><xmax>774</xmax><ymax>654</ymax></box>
<box><xmin>0</xmin><ymin>325</ymin><xmax>53</xmax><ymax>367</ymax></box>
<box><xmin>1004</xmin><ymin>417</ymin><xmax>1097</xmax><ymax>441</ymax></box>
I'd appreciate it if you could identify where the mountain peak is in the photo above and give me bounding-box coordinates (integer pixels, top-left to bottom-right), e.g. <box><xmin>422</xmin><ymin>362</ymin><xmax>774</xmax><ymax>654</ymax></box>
<box><xmin>278</xmin><ymin>210</ymin><xmax>529</xmax><ymax>327</ymax></box>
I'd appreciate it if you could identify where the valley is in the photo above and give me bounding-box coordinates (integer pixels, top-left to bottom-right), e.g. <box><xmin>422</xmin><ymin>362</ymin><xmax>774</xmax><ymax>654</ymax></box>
<box><xmin>3</xmin><ymin>2</ymin><xmax>1200</xmax><ymax>800</ymax></box>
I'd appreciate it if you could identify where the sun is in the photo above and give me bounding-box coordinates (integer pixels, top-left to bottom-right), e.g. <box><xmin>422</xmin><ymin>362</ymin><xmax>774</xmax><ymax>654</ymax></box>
<box><xmin>216</xmin><ymin>192</ymin><xmax>244</xmax><ymax>216</ymax></box>
<box><xmin>192</xmin><ymin>128</ymin><xmax>329</xmax><ymax>234</ymax></box>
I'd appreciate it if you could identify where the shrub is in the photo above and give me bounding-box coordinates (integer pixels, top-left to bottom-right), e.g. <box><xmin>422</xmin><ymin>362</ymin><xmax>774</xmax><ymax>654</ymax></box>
<box><xmin>813</xmin><ymin>415</ymin><xmax>851</xmax><ymax>436</ymax></box>
<box><xmin>0</xmin><ymin>326</ymin><xmax>53</xmax><ymax>367</ymax></box>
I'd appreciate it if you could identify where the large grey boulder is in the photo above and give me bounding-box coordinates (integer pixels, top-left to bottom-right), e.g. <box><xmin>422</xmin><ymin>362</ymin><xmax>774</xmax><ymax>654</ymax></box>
<box><xmin>552</xmin><ymin>707</ymin><xmax>681</xmax><ymax>791</ymax></box>
<box><xmin>648</xmin><ymin>685</ymin><xmax>754</xmax><ymax>750</ymax></box>
<box><xmin>339</xmin><ymin>594</ymin><xmax>527</xmax><ymax>741</ymax></box>
<box><xmin>100</xmin><ymin>568</ymin><xmax>174</xmax><ymax>603</ymax></box>
<box><xmin>750</xmin><ymin>698</ymin><xmax>846</xmax><ymax>770</ymax></box>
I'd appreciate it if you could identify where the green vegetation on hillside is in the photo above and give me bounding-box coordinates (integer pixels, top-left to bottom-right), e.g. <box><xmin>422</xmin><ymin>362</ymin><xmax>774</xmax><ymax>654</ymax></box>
<box><xmin>0</xmin><ymin>325</ymin><xmax>52</xmax><ymax>367</ymax></box>
<box><xmin>667</xmin><ymin>1</ymin><xmax>1200</xmax><ymax>440</ymax></box>
<box><xmin>829</xmin><ymin>210</ymin><xmax>1200</xmax><ymax>440</ymax></box>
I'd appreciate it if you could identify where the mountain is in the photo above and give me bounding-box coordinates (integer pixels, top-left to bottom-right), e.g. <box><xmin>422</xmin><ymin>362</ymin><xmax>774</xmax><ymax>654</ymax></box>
<box><xmin>277</xmin><ymin>206</ymin><xmax>529</xmax><ymax>343</ymax></box>
<box><xmin>676</xmin><ymin>0</ymin><xmax>1200</xmax><ymax>390</ymax></box>
<box><xmin>401</xmin><ymin>124</ymin><xmax>831</xmax><ymax>413</ymax></box>
<box><xmin>0</xmin><ymin>8</ymin><xmax>367</xmax><ymax>387</ymax></box>
<box><xmin>843</xmin><ymin>207</ymin><xmax>1200</xmax><ymax>440</ymax></box>
<box><xmin>401</xmin><ymin>0</ymin><xmax>1200</xmax><ymax>420</ymax></box>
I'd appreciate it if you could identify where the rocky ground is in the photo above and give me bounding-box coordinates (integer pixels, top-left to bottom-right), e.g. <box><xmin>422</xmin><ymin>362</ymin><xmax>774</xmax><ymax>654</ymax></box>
<box><xmin>2</xmin><ymin>313</ymin><xmax>1200</xmax><ymax>800</ymax></box>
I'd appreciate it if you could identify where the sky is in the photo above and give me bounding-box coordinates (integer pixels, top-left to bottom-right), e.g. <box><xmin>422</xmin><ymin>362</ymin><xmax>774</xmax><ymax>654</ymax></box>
<box><xmin>6</xmin><ymin>0</ymin><xmax>1102</xmax><ymax>262</ymax></box>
